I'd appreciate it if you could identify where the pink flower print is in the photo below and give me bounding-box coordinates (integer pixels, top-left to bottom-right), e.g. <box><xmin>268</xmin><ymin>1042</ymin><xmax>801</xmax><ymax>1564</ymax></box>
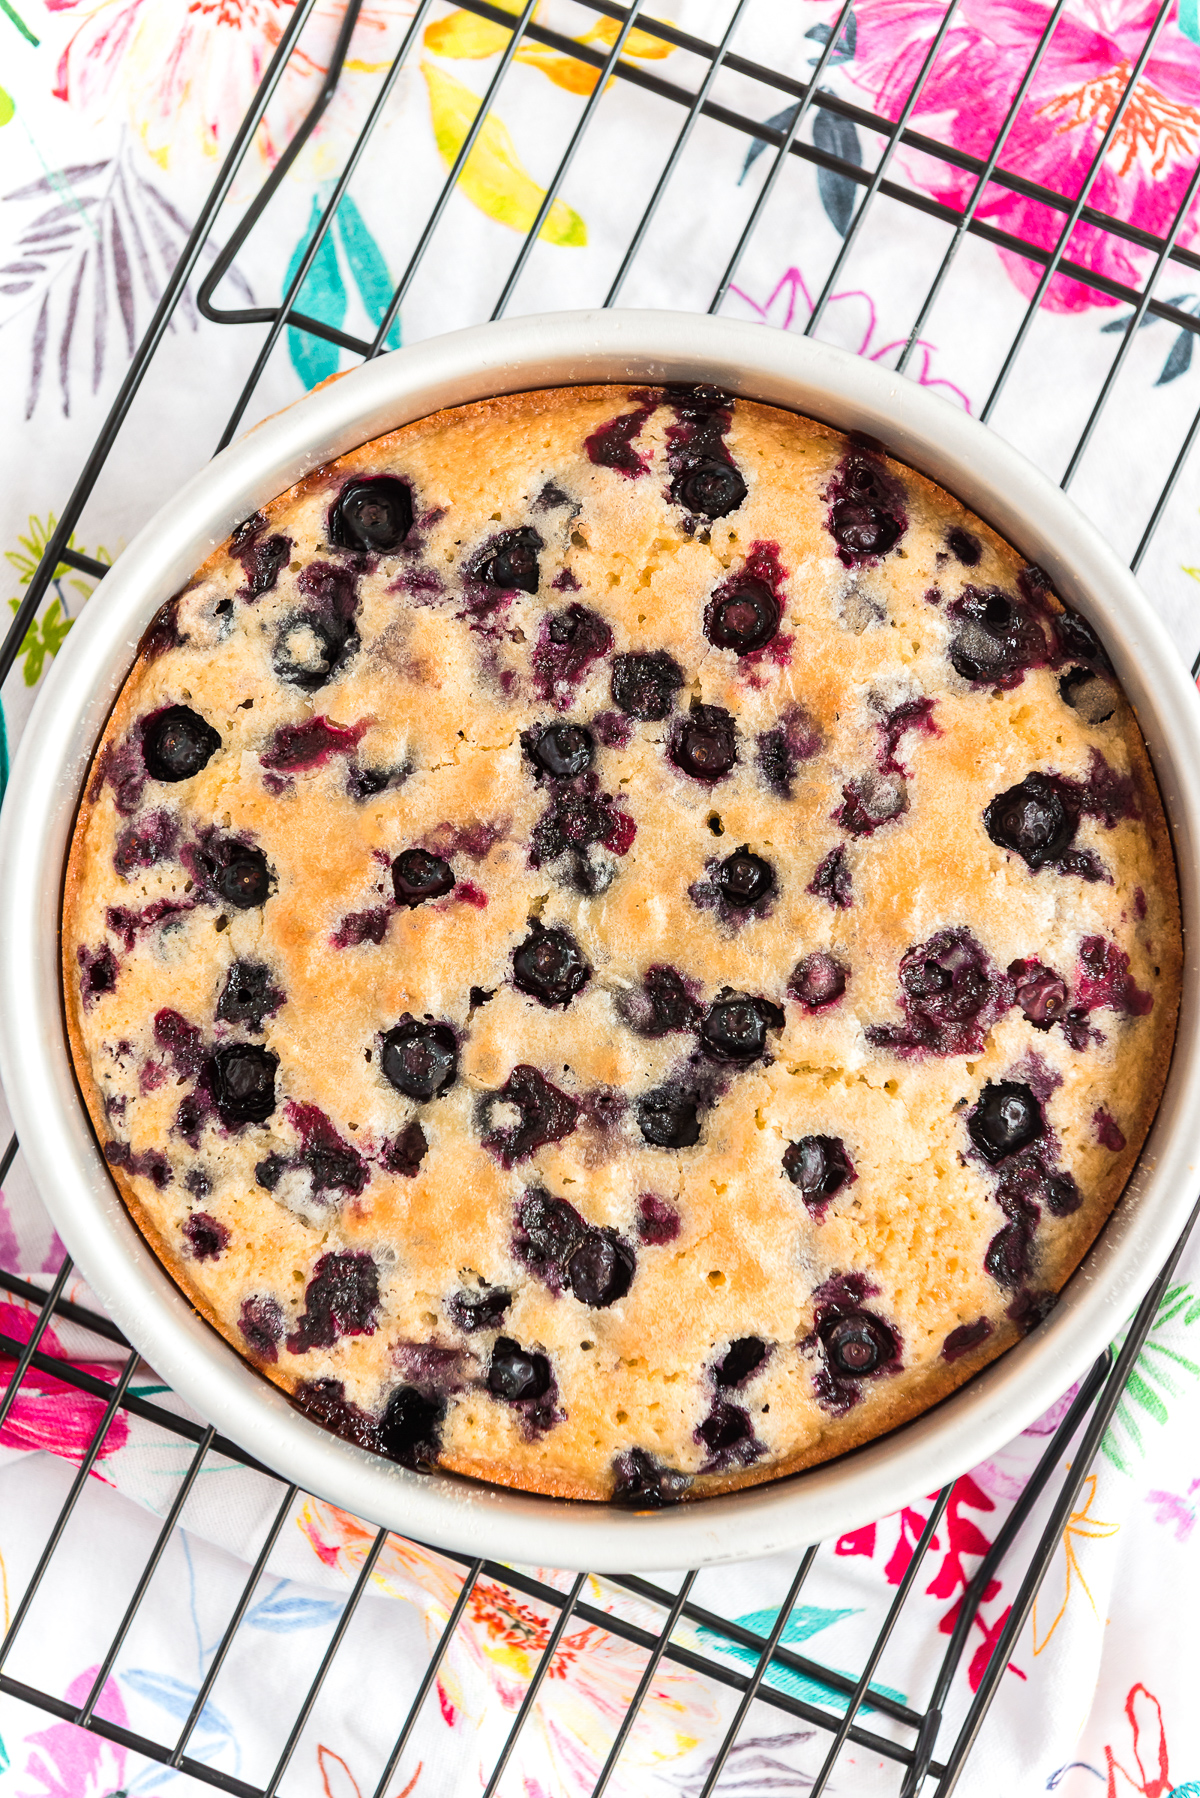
<box><xmin>0</xmin><ymin>1300</ymin><xmax>129</xmax><ymax>1469</ymax></box>
<box><xmin>16</xmin><ymin>1666</ymin><xmax>132</xmax><ymax>1798</ymax></box>
<box><xmin>1145</xmin><ymin>1477</ymin><xmax>1200</xmax><ymax>1541</ymax></box>
<box><xmin>845</xmin><ymin>0</ymin><xmax>1200</xmax><ymax>312</ymax></box>
<box><xmin>728</xmin><ymin>264</ymin><xmax>973</xmax><ymax>408</ymax></box>
<box><xmin>50</xmin><ymin>0</ymin><xmax>418</xmax><ymax>172</ymax></box>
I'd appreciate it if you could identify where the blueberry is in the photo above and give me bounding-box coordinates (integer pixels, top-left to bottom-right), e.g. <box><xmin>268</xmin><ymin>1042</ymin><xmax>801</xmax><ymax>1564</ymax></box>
<box><xmin>789</xmin><ymin>952</ymin><xmax>847</xmax><ymax>1009</ymax></box>
<box><xmin>899</xmin><ymin>930</ymin><xmax>991</xmax><ymax>1025</ymax></box>
<box><xmin>217</xmin><ymin>960</ymin><xmax>284</xmax><ymax>1032</ymax></box>
<box><xmin>392</xmin><ymin>848</ymin><xmax>456</xmax><ymax>907</ymax></box>
<box><xmin>488</xmin><ymin>1336</ymin><xmax>551</xmax><ymax>1401</ymax></box>
<box><xmin>1054</xmin><ymin>607</ymin><xmax>1111</xmax><ymax>671</ymax></box>
<box><xmin>183</xmin><ymin>1212</ymin><xmax>229</xmax><ymax>1260</ymax></box>
<box><xmin>673</xmin><ymin>458</ymin><xmax>747</xmax><ymax>519</ymax></box>
<box><xmin>783</xmin><ymin>1136</ymin><xmax>854</xmax><ymax>1204</ymax></box>
<box><xmin>516</xmin><ymin>1187</ymin><xmax>584</xmax><ymax>1278</ymax></box>
<box><xmin>820</xmin><ymin>1310</ymin><xmax>895</xmax><ymax>1375</ymax></box>
<box><xmin>984</xmin><ymin>774</ymin><xmax>1077</xmax><ymax>868</ymax></box>
<box><xmin>1011</xmin><ymin>962</ymin><xmax>1069</xmax><ymax>1028</ymax></box>
<box><xmin>447</xmin><ymin>1287</ymin><xmax>512</xmax><ymax>1332</ymax></box>
<box><xmin>287</xmin><ymin>1251</ymin><xmax>380</xmax><ymax>1353</ymax></box>
<box><xmin>611</xmin><ymin>651</ymin><xmax>683</xmax><ymax>721</ymax></box>
<box><xmin>985</xmin><ymin>1223</ymin><xmax>1033</xmax><ymax>1288</ymax></box>
<box><xmin>568</xmin><ymin>1230</ymin><xmax>635</xmax><ymax>1308</ymax></box>
<box><xmin>512</xmin><ymin>925</ymin><xmax>591</xmax><ymax>1007</ymax></box>
<box><xmin>273</xmin><ymin>609</ymin><xmax>358</xmax><ymax>691</ymax></box>
<box><xmin>1059</xmin><ymin>665</ymin><xmax>1115</xmax><ymax>725</ymax></box>
<box><xmin>382</xmin><ymin>1120</ymin><xmax>429</xmax><ymax>1176</ymax></box>
<box><xmin>380</xmin><ymin>1017</ymin><xmax>458</xmax><ymax>1100</ymax></box>
<box><xmin>211</xmin><ymin>1043</ymin><xmax>278</xmax><ymax>1126</ymax></box>
<box><xmin>347</xmin><ymin>763</ymin><xmax>405</xmax><ymax>800</ymax></box>
<box><xmin>946</xmin><ymin>526</ymin><xmax>982</xmax><ymax>565</ymax></box>
<box><xmin>329</xmin><ymin>476</ymin><xmax>413</xmax><ymax>552</ymax></box>
<box><xmin>215</xmin><ymin>843</ymin><xmax>272</xmax><ymax>909</ymax></box>
<box><xmin>255</xmin><ymin>1154</ymin><xmax>285</xmax><ymax>1190</ymax></box>
<box><xmin>671</xmin><ymin>706</ymin><xmax>737</xmax><ymax>782</ymax></box>
<box><xmin>948</xmin><ymin>586</ymin><xmax>1045</xmax><ymax>686</ymax></box>
<box><xmin>293</xmin><ymin>1377</ymin><xmax>379</xmax><ymax>1448</ymax></box>
<box><xmin>942</xmin><ymin>1317</ymin><xmax>992</xmax><ymax>1362</ymax></box>
<box><xmin>475</xmin><ymin>527</ymin><xmax>542</xmax><ymax>592</ymax></box>
<box><xmin>637</xmin><ymin>1085</ymin><xmax>701</xmax><ymax>1148</ymax></box>
<box><xmin>700</xmin><ymin>993</ymin><xmax>784</xmax><ymax>1062</ymax></box>
<box><xmin>1045</xmin><ymin>1172</ymin><xmax>1082</xmax><ymax>1216</ymax></box>
<box><xmin>616</xmin><ymin>964</ymin><xmax>699</xmax><ymax>1037</ymax></box>
<box><xmin>714</xmin><ymin>1337</ymin><xmax>767</xmax><ymax>1387</ymax></box>
<box><xmin>531</xmin><ymin>722</ymin><xmax>594</xmax><ymax>779</ymax></box>
<box><xmin>704</xmin><ymin>580</ymin><xmax>780</xmax><ymax>655</ymax></box>
<box><xmin>697</xmin><ymin>1403</ymin><xmax>751</xmax><ymax>1454</ymax></box>
<box><xmin>714</xmin><ymin>846</ymin><xmax>774</xmax><ymax>906</ymax></box>
<box><xmin>611</xmin><ymin>1446</ymin><xmax>691</xmax><ymax>1506</ymax></box>
<box><xmin>238</xmin><ymin>1295</ymin><xmax>284</xmax><ymax>1361</ymax></box>
<box><xmin>829</xmin><ymin>461</ymin><xmax>904</xmax><ymax>559</ymax></box>
<box><xmin>481</xmin><ymin>1065</ymin><xmax>580</xmax><ymax>1165</ymax></box>
<box><xmin>967</xmin><ymin>1081</ymin><xmax>1044</xmax><ymax>1164</ymax></box>
<box><xmin>378</xmin><ymin>1385</ymin><xmax>443</xmax><ymax>1470</ymax></box>
<box><xmin>142</xmin><ymin>706</ymin><xmax>221</xmax><ymax>782</ymax></box>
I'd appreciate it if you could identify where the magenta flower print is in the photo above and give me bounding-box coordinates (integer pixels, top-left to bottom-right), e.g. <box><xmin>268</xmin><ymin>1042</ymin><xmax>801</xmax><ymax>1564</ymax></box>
<box><xmin>844</xmin><ymin>0</ymin><xmax>1200</xmax><ymax>312</ymax></box>
<box><xmin>16</xmin><ymin>1667</ymin><xmax>134</xmax><ymax>1798</ymax></box>
<box><xmin>0</xmin><ymin>1300</ymin><xmax>129</xmax><ymax>1469</ymax></box>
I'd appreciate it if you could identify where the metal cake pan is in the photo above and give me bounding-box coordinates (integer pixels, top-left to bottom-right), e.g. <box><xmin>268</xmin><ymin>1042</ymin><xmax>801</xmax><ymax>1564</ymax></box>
<box><xmin>2</xmin><ymin>309</ymin><xmax>1198</xmax><ymax>1572</ymax></box>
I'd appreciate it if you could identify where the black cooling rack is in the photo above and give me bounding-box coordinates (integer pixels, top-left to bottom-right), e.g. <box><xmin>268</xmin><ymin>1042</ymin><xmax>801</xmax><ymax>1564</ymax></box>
<box><xmin>3</xmin><ymin>2</ymin><xmax>1200</xmax><ymax>1791</ymax></box>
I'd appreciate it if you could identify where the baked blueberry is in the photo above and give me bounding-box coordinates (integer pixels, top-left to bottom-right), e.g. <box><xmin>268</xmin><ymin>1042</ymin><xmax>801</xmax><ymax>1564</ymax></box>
<box><xmin>789</xmin><ymin>952</ymin><xmax>847</xmax><ymax>1009</ymax></box>
<box><xmin>380</xmin><ymin>1017</ymin><xmax>458</xmax><ymax>1101</ymax></box>
<box><xmin>671</xmin><ymin>705</ymin><xmax>737</xmax><ymax>782</ymax></box>
<box><xmin>616</xmin><ymin>964</ymin><xmax>699</xmax><ymax>1037</ymax></box>
<box><xmin>704</xmin><ymin>580</ymin><xmax>780</xmax><ymax>655</ymax></box>
<box><xmin>828</xmin><ymin>460</ymin><xmax>904</xmax><ymax>560</ymax></box>
<box><xmin>475</xmin><ymin>526</ymin><xmax>542</xmax><ymax>592</ymax></box>
<box><xmin>255</xmin><ymin>1154</ymin><xmax>285</xmax><ymax>1190</ymax></box>
<box><xmin>611</xmin><ymin>1446</ymin><xmax>691</xmax><ymax>1506</ymax></box>
<box><xmin>378</xmin><ymin>1385</ymin><xmax>443</xmax><ymax>1470</ymax></box>
<box><xmin>183</xmin><ymin>1212</ymin><xmax>229</xmax><ymax>1260</ymax></box>
<box><xmin>611</xmin><ymin>650</ymin><xmax>683</xmax><ymax>721</ymax></box>
<box><xmin>942</xmin><ymin>1317</ymin><xmax>992</xmax><ymax>1361</ymax></box>
<box><xmin>347</xmin><ymin>762</ymin><xmax>406</xmax><ymax>800</ymax></box>
<box><xmin>899</xmin><ymin>929</ymin><xmax>991</xmax><ymax>1026</ymax></box>
<box><xmin>115</xmin><ymin>810</ymin><xmax>178</xmax><ymax>877</ymax></box>
<box><xmin>820</xmin><ymin>1310</ymin><xmax>895</xmax><ymax>1375</ymax></box>
<box><xmin>382</xmin><ymin>1120</ymin><xmax>428</xmax><ymax>1176</ymax></box>
<box><xmin>217</xmin><ymin>960</ymin><xmax>284</xmax><ymax>1032</ymax></box>
<box><xmin>967</xmin><ymin>1081</ymin><xmax>1045</xmax><ymax>1163</ymax></box>
<box><xmin>211</xmin><ymin>1043</ymin><xmax>278</xmax><ymax>1126</ymax></box>
<box><xmin>697</xmin><ymin>1403</ymin><xmax>751</xmax><ymax>1454</ymax></box>
<box><xmin>984</xmin><ymin>774</ymin><xmax>1077</xmax><ymax>868</ymax></box>
<box><xmin>481</xmin><ymin>1065</ymin><xmax>580</xmax><ymax>1166</ymax></box>
<box><xmin>274</xmin><ymin>609</ymin><xmax>357</xmax><ymax>692</ymax></box>
<box><xmin>392</xmin><ymin>848</ymin><xmax>456</xmax><ymax>907</ymax></box>
<box><xmin>700</xmin><ymin>993</ymin><xmax>784</xmax><ymax>1062</ymax></box>
<box><xmin>328</xmin><ymin>475</ymin><xmax>413</xmax><ymax>553</ymax></box>
<box><xmin>713</xmin><ymin>846</ymin><xmax>774</xmax><ymax>906</ymax></box>
<box><xmin>1054</xmin><ymin>606</ymin><xmax>1111</xmax><ymax>671</ymax></box>
<box><xmin>214</xmin><ymin>842</ymin><xmax>272</xmax><ymax>909</ymax></box>
<box><xmin>637</xmin><ymin>1085</ymin><xmax>701</xmax><ymax>1148</ymax></box>
<box><xmin>807</xmin><ymin>847</ymin><xmax>853</xmax><ymax>910</ymax></box>
<box><xmin>948</xmin><ymin>586</ymin><xmax>1046</xmax><ymax>686</ymax></box>
<box><xmin>568</xmin><ymin>1229</ymin><xmax>635</xmax><ymax>1308</ymax></box>
<box><xmin>142</xmin><ymin>706</ymin><xmax>221</xmax><ymax>782</ymax></box>
<box><xmin>1059</xmin><ymin>665</ymin><xmax>1116</xmax><ymax>725</ymax></box>
<box><xmin>512</xmin><ymin>925</ymin><xmax>591</xmax><ymax>1007</ymax></box>
<box><xmin>287</xmin><ymin>1251</ymin><xmax>380</xmax><ymax>1353</ymax></box>
<box><xmin>238</xmin><ymin>1294</ymin><xmax>284</xmax><ymax>1361</ymax></box>
<box><xmin>488</xmin><ymin>1337</ymin><xmax>551</xmax><ymax>1402</ymax></box>
<box><xmin>1010</xmin><ymin>961</ymin><xmax>1069</xmax><ymax>1028</ymax></box>
<box><xmin>946</xmin><ymin>526</ymin><xmax>982</xmax><ymax>565</ymax></box>
<box><xmin>783</xmin><ymin>1136</ymin><xmax>854</xmax><ymax>1206</ymax></box>
<box><xmin>293</xmin><ymin>1377</ymin><xmax>379</xmax><ymax>1448</ymax></box>
<box><xmin>985</xmin><ymin>1223</ymin><xmax>1033</xmax><ymax>1288</ymax></box>
<box><xmin>1045</xmin><ymin>1172</ymin><xmax>1082</xmax><ymax>1216</ymax></box>
<box><xmin>673</xmin><ymin>458</ymin><xmax>747</xmax><ymax>519</ymax></box>
<box><xmin>715</xmin><ymin>1336</ymin><xmax>768</xmax><ymax>1387</ymax></box>
<box><xmin>447</xmin><ymin>1287</ymin><xmax>512</xmax><ymax>1332</ymax></box>
<box><xmin>530</xmin><ymin>722</ymin><xmax>594</xmax><ymax>779</ymax></box>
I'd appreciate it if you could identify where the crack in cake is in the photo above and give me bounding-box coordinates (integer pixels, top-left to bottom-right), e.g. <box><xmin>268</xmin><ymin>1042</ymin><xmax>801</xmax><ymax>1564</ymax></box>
<box><xmin>61</xmin><ymin>383</ymin><xmax>1181</xmax><ymax>1504</ymax></box>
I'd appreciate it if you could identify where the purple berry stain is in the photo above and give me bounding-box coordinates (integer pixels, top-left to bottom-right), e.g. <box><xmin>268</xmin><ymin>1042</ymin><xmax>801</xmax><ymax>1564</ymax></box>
<box><xmin>480</xmin><ymin>1065</ymin><xmax>581</xmax><ymax>1167</ymax></box>
<box><xmin>287</xmin><ymin>1251</ymin><xmax>380</xmax><ymax>1354</ymax></box>
<box><xmin>532</xmin><ymin>604</ymin><xmax>613</xmax><ymax>709</ymax></box>
<box><xmin>260</xmin><ymin>715</ymin><xmax>369</xmax><ymax>774</ymax></box>
<box><xmin>585</xmin><ymin>397</ymin><xmax>659</xmax><ymax>475</ymax></box>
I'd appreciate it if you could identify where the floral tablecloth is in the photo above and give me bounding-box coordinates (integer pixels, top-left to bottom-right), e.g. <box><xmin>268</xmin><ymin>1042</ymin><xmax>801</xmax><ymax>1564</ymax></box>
<box><xmin>4</xmin><ymin>2</ymin><xmax>1200</xmax><ymax>1793</ymax></box>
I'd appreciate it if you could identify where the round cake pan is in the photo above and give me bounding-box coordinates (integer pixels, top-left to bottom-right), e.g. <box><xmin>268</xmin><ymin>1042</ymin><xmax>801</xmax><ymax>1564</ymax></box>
<box><xmin>3</xmin><ymin>310</ymin><xmax>1199</xmax><ymax>1572</ymax></box>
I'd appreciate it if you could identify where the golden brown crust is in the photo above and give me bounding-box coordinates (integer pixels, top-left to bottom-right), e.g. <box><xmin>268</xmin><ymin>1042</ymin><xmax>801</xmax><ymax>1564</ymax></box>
<box><xmin>62</xmin><ymin>383</ymin><xmax>1182</xmax><ymax>1505</ymax></box>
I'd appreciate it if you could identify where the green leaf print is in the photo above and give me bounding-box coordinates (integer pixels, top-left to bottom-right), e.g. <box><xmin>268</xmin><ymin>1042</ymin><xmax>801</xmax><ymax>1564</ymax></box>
<box><xmin>5</xmin><ymin>512</ymin><xmax>110</xmax><ymax>688</ymax></box>
<box><xmin>1102</xmin><ymin>1282</ymin><xmax>1200</xmax><ymax>1474</ymax></box>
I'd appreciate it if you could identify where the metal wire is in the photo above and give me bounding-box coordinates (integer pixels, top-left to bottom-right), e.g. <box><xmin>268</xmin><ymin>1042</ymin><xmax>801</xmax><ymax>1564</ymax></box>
<box><xmin>3</xmin><ymin>2</ymin><xmax>1200</xmax><ymax>1792</ymax></box>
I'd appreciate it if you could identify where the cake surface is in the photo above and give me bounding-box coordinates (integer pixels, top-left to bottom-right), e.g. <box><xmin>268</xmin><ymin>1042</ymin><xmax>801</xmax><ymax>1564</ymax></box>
<box><xmin>62</xmin><ymin>383</ymin><xmax>1181</xmax><ymax>1504</ymax></box>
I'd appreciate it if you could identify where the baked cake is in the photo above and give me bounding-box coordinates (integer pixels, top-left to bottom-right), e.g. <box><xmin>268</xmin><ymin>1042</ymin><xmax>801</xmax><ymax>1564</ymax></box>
<box><xmin>61</xmin><ymin>383</ymin><xmax>1181</xmax><ymax>1504</ymax></box>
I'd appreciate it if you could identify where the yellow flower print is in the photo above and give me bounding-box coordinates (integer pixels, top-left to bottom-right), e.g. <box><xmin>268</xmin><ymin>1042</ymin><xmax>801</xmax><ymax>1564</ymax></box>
<box><xmin>420</xmin><ymin>62</ymin><xmax>587</xmax><ymax>245</ymax></box>
<box><xmin>424</xmin><ymin>0</ymin><xmax>674</xmax><ymax>98</ymax></box>
<box><xmin>1032</xmin><ymin>1472</ymin><xmax>1120</xmax><ymax>1654</ymax></box>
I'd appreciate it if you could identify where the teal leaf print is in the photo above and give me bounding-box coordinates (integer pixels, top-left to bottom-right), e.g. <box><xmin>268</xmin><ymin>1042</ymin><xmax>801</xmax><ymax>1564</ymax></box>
<box><xmin>0</xmin><ymin>696</ymin><xmax>9</xmax><ymax>808</ymax></box>
<box><xmin>0</xmin><ymin>1726</ymin><xmax>8</xmax><ymax>1773</ymax></box>
<box><xmin>1179</xmin><ymin>0</ymin><xmax>1200</xmax><ymax>43</ymax></box>
<box><xmin>334</xmin><ymin>194</ymin><xmax>401</xmax><ymax>351</ymax></box>
<box><xmin>1103</xmin><ymin>1283</ymin><xmax>1200</xmax><ymax>1474</ymax></box>
<box><xmin>696</xmin><ymin>1603</ymin><xmax>907</xmax><ymax>1713</ymax></box>
<box><xmin>286</xmin><ymin>195</ymin><xmax>346</xmax><ymax>390</ymax></box>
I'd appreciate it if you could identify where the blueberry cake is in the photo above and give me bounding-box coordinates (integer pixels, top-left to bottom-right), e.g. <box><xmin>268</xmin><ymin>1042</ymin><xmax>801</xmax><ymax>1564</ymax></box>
<box><xmin>62</xmin><ymin>384</ymin><xmax>1181</xmax><ymax>1503</ymax></box>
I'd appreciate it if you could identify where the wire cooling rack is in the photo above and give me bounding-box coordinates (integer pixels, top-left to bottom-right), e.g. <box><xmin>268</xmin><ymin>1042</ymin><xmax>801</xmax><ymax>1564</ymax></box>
<box><xmin>3</xmin><ymin>2</ymin><xmax>1200</xmax><ymax>1791</ymax></box>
